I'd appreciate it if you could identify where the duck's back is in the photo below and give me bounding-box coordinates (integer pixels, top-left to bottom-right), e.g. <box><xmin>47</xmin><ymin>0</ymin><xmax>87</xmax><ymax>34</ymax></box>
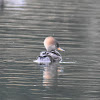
<box><xmin>34</xmin><ymin>51</ymin><xmax>62</xmax><ymax>63</ymax></box>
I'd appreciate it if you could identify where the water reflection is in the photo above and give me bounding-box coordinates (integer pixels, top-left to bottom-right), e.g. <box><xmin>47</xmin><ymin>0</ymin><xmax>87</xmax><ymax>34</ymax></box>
<box><xmin>39</xmin><ymin>62</ymin><xmax>63</xmax><ymax>87</ymax></box>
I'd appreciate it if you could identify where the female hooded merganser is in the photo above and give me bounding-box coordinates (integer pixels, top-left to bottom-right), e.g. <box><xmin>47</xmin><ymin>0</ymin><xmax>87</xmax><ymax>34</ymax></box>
<box><xmin>34</xmin><ymin>36</ymin><xmax>65</xmax><ymax>63</ymax></box>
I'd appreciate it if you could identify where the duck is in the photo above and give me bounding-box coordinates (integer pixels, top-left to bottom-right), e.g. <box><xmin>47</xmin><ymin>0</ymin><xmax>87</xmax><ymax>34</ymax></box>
<box><xmin>34</xmin><ymin>36</ymin><xmax>65</xmax><ymax>63</ymax></box>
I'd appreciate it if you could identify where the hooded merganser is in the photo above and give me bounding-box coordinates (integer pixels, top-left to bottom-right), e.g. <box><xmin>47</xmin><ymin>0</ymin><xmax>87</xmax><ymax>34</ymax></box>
<box><xmin>34</xmin><ymin>36</ymin><xmax>65</xmax><ymax>63</ymax></box>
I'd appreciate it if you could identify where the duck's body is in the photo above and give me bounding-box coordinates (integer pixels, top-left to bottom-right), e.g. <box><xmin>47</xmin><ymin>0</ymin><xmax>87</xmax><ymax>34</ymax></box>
<box><xmin>36</xmin><ymin>50</ymin><xmax>62</xmax><ymax>63</ymax></box>
<box><xmin>34</xmin><ymin>37</ymin><xmax>64</xmax><ymax>63</ymax></box>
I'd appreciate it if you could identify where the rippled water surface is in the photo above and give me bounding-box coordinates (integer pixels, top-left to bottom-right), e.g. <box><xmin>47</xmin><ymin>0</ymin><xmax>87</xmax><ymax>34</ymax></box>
<box><xmin>0</xmin><ymin>0</ymin><xmax>100</xmax><ymax>100</ymax></box>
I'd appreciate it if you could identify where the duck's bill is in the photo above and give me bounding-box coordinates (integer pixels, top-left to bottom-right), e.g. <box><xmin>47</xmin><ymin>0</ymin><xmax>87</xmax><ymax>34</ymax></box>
<box><xmin>57</xmin><ymin>47</ymin><xmax>65</xmax><ymax>51</ymax></box>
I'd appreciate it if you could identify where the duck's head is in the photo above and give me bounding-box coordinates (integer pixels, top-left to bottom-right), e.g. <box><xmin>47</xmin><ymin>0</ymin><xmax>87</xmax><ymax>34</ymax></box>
<box><xmin>44</xmin><ymin>36</ymin><xmax>65</xmax><ymax>52</ymax></box>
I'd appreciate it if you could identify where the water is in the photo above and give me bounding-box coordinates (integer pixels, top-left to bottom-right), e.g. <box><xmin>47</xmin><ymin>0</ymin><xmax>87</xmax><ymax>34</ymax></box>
<box><xmin>0</xmin><ymin>0</ymin><xmax>100</xmax><ymax>100</ymax></box>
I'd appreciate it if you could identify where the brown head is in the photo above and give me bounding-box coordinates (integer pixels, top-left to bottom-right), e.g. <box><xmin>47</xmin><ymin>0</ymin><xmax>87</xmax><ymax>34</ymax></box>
<box><xmin>44</xmin><ymin>36</ymin><xmax>65</xmax><ymax>52</ymax></box>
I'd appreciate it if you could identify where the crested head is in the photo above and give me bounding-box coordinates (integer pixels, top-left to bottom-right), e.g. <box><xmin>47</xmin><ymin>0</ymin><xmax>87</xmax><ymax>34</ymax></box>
<box><xmin>44</xmin><ymin>36</ymin><xmax>57</xmax><ymax>51</ymax></box>
<box><xmin>44</xmin><ymin>36</ymin><xmax>65</xmax><ymax>52</ymax></box>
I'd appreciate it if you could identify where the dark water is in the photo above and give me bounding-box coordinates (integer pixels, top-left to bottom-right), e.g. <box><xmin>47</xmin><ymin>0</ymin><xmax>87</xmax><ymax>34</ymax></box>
<box><xmin>0</xmin><ymin>0</ymin><xmax>100</xmax><ymax>100</ymax></box>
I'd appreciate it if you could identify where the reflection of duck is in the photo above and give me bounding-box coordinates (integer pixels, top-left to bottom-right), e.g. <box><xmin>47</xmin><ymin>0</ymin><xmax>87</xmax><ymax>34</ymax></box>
<box><xmin>38</xmin><ymin>62</ymin><xmax>63</xmax><ymax>87</ymax></box>
<box><xmin>42</xmin><ymin>62</ymin><xmax>58</xmax><ymax>87</ymax></box>
<box><xmin>34</xmin><ymin>36</ymin><xmax>65</xmax><ymax>63</ymax></box>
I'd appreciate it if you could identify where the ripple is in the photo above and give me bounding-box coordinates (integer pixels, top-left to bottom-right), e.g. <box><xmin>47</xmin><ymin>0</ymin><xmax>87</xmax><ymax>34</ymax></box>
<box><xmin>60</xmin><ymin>61</ymin><xmax>76</xmax><ymax>64</ymax></box>
<box><xmin>0</xmin><ymin>0</ymin><xmax>100</xmax><ymax>100</ymax></box>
